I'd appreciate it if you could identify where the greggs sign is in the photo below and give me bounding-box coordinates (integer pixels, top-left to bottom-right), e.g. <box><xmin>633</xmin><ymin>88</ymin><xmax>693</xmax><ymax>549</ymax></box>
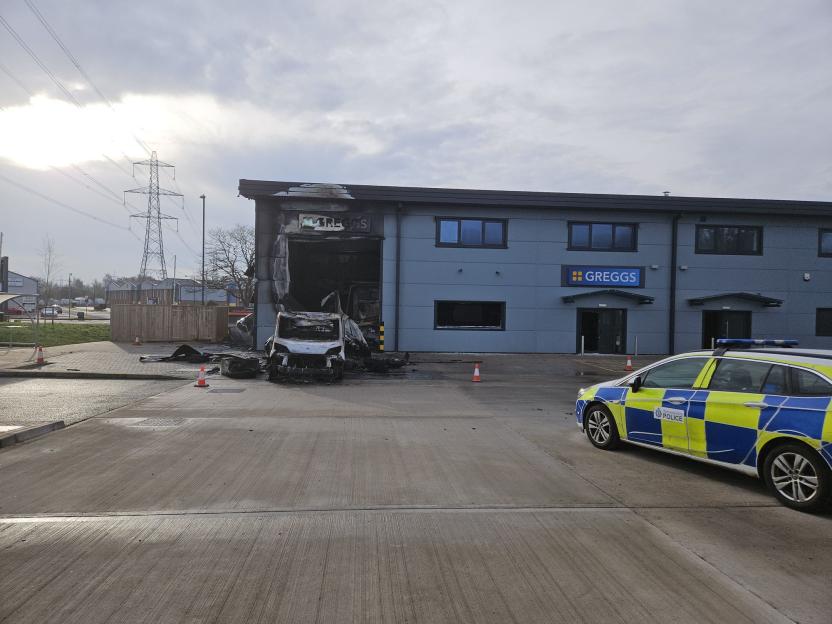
<box><xmin>562</xmin><ymin>265</ymin><xmax>644</xmax><ymax>288</ymax></box>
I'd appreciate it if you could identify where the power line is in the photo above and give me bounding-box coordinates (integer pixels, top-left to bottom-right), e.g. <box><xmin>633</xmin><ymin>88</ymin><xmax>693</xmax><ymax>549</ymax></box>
<box><xmin>0</xmin><ymin>12</ymin><xmax>136</xmax><ymax>182</ymax></box>
<box><xmin>0</xmin><ymin>58</ymin><xmax>139</xmax><ymax>213</ymax></box>
<box><xmin>54</xmin><ymin>167</ymin><xmax>130</xmax><ymax>212</ymax></box>
<box><xmin>71</xmin><ymin>164</ymin><xmax>123</xmax><ymax>202</ymax></box>
<box><xmin>165</xmin><ymin>223</ymin><xmax>200</xmax><ymax>256</ymax></box>
<box><xmin>103</xmin><ymin>154</ymin><xmax>136</xmax><ymax>180</ymax></box>
<box><xmin>0</xmin><ymin>61</ymin><xmax>33</xmax><ymax>96</ymax></box>
<box><xmin>0</xmin><ymin>170</ymin><xmax>139</xmax><ymax>238</ymax></box>
<box><xmin>23</xmin><ymin>0</ymin><xmax>152</xmax><ymax>157</ymax></box>
<box><xmin>0</xmin><ymin>13</ymin><xmax>80</xmax><ymax>105</ymax></box>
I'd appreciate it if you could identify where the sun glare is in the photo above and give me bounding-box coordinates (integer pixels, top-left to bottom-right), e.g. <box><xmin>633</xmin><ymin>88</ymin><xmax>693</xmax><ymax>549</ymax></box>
<box><xmin>0</xmin><ymin>92</ymin><xmax>385</xmax><ymax>171</ymax></box>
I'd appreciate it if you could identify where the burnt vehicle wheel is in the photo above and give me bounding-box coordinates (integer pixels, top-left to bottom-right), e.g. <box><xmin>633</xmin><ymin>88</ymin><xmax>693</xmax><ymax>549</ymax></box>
<box><xmin>764</xmin><ymin>442</ymin><xmax>830</xmax><ymax>512</ymax></box>
<box><xmin>267</xmin><ymin>359</ymin><xmax>282</xmax><ymax>381</ymax></box>
<box><xmin>585</xmin><ymin>404</ymin><xmax>620</xmax><ymax>450</ymax></box>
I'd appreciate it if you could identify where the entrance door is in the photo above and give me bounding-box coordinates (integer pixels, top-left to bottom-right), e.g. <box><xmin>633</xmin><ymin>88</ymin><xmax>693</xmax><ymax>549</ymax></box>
<box><xmin>578</xmin><ymin>308</ymin><xmax>626</xmax><ymax>354</ymax></box>
<box><xmin>702</xmin><ymin>310</ymin><xmax>751</xmax><ymax>349</ymax></box>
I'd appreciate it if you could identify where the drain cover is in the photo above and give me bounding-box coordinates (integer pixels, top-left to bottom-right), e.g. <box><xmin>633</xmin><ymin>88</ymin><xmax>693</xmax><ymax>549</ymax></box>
<box><xmin>208</xmin><ymin>388</ymin><xmax>246</xmax><ymax>394</ymax></box>
<box><xmin>132</xmin><ymin>417</ymin><xmax>185</xmax><ymax>427</ymax></box>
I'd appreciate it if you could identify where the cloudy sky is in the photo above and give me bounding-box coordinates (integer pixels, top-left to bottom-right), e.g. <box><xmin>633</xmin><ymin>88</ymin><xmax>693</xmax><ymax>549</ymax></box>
<box><xmin>1</xmin><ymin>0</ymin><xmax>830</xmax><ymax>282</ymax></box>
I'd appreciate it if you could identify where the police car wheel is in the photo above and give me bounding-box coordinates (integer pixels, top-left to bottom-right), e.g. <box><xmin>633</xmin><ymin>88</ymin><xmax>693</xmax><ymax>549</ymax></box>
<box><xmin>585</xmin><ymin>404</ymin><xmax>620</xmax><ymax>450</ymax></box>
<box><xmin>764</xmin><ymin>443</ymin><xmax>830</xmax><ymax>512</ymax></box>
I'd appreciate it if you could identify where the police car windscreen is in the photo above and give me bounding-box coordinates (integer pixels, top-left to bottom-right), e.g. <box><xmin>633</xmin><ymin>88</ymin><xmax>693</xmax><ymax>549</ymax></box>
<box><xmin>279</xmin><ymin>317</ymin><xmax>340</xmax><ymax>341</ymax></box>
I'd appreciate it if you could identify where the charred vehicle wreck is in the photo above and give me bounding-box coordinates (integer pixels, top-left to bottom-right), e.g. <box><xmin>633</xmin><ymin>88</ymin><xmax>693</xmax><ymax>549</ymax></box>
<box><xmin>266</xmin><ymin>306</ymin><xmax>405</xmax><ymax>381</ymax></box>
<box><xmin>266</xmin><ymin>289</ymin><xmax>399</xmax><ymax>381</ymax></box>
<box><xmin>267</xmin><ymin>311</ymin><xmax>346</xmax><ymax>380</ymax></box>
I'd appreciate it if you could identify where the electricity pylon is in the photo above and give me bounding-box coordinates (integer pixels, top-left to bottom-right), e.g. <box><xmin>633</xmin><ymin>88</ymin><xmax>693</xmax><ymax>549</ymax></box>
<box><xmin>125</xmin><ymin>151</ymin><xmax>181</xmax><ymax>279</ymax></box>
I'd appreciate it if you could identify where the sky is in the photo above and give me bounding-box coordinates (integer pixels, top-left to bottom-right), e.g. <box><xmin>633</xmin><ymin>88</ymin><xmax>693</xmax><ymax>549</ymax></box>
<box><xmin>0</xmin><ymin>0</ymin><xmax>831</xmax><ymax>282</ymax></box>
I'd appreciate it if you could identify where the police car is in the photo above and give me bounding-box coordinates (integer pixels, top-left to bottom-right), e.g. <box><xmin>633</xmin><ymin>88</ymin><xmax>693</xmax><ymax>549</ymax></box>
<box><xmin>576</xmin><ymin>340</ymin><xmax>832</xmax><ymax>512</ymax></box>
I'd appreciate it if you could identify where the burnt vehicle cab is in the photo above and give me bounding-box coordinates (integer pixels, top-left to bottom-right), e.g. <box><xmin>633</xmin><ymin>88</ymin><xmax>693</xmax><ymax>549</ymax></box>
<box><xmin>267</xmin><ymin>311</ymin><xmax>345</xmax><ymax>380</ymax></box>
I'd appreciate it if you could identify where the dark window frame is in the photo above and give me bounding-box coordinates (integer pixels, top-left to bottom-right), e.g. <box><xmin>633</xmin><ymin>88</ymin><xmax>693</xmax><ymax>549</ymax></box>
<box><xmin>638</xmin><ymin>356</ymin><xmax>710</xmax><ymax>389</ymax></box>
<box><xmin>567</xmin><ymin>221</ymin><xmax>639</xmax><ymax>252</ymax></box>
<box><xmin>789</xmin><ymin>367</ymin><xmax>832</xmax><ymax>396</ymax></box>
<box><xmin>705</xmin><ymin>357</ymin><xmax>832</xmax><ymax>397</ymax></box>
<box><xmin>816</xmin><ymin>308</ymin><xmax>832</xmax><ymax>337</ymax></box>
<box><xmin>705</xmin><ymin>357</ymin><xmax>773</xmax><ymax>393</ymax></box>
<box><xmin>434</xmin><ymin>300</ymin><xmax>506</xmax><ymax>331</ymax></box>
<box><xmin>435</xmin><ymin>217</ymin><xmax>508</xmax><ymax>249</ymax></box>
<box><xmin>695</xmin><ymin>224</ymin><xmax>763</xmax><ymax>256</ymax></box>
<box><xmin>818</xmin><ymin>229</ymin><xmax>832</xmax><ymax>258</ymax></box>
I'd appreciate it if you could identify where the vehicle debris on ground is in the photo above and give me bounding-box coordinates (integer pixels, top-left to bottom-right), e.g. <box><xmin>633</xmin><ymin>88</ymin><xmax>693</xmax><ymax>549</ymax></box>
<box><xmin>140</xmin><ymin>344</ymin><xmax>261</xmax><ymax>379</ymax></box>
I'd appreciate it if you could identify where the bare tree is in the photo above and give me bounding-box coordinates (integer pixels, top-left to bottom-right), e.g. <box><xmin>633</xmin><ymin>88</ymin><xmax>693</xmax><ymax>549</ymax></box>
<box><xmin>38</xmin><ymin>235</ymin><xmax>61</xmax><ymax>303</ymax></box>
<box><xmin>206</xmin><ymin>224</ymin><xmax>255</xmax><ymax>307</ymax></box>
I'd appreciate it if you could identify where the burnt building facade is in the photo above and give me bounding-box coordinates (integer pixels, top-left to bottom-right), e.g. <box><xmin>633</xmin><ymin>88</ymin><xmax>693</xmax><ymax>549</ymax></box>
<box><xmin>239</xmin><ymin>180</ymin><xmax>832</xmax><ymax>355</ymax></box>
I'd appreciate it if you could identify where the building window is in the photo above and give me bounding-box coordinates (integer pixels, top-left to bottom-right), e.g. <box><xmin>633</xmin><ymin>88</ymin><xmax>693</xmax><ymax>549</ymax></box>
<box><xmin>819</xmin><ymin>229</ymin><xmax>832</xmax><ymax>257</ymax></box>
<box><xmin>435</xmin><ymin>301</ymin><xmax>505</xmax><ymax>330</ymax></box>
<box><xmin>568</xmin><ymin>222</ymin><xmax>637</xmax><ymax>251</ymax></box>
<box><xmin>436</xmin><ymin>218</ymin><xmax>507</xmax><ymax>248</ymax></box>
<box><xmin>695</xmin><ymin>225</ymin><xmax>762</xmax><ymax>255</ymax></box>
<box><xmin>816</xmin><ymin>308</ymin><xmax>832</xmax><ymax>336</ymax></box>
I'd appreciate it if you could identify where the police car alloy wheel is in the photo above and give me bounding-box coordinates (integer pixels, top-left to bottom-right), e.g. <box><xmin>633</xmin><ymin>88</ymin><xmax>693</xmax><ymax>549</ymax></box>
<box><xmin>585</xmin><ymin>405</ymin><xmax>620</xmax><ymax>450</ymax></box>
<box><xmin>764</xmin><ymin>443</ymin><xmax>830</xmax><ymax>512</ymax></box>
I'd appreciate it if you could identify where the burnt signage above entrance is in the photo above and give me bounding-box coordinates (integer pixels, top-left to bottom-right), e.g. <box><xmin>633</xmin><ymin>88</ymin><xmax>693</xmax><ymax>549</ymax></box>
<box><xmin>299</xmin><ymin>213</ymin><xmax>372</xmax><ymax>233</ymax></box>
<box><xmin>561</xmin><ymin>265</ymin><xmax>644</xmax><ymax>288</ymax></box>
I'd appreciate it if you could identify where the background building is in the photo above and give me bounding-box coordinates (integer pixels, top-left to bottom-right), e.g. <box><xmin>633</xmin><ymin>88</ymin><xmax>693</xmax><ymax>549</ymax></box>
<box><xmin>0</xmin><ymin>256</ymin><xmax>39</xmax><ymax>314</ymax></box>
<box><xmin>106</xmin><ymin>278</ymin><xmax>232</xmax><ymax>306</ymax></box>
<box><xmin>239</xmin><ymin>180</ymin><xmax>832</xmax><ymax>354</ymax></box>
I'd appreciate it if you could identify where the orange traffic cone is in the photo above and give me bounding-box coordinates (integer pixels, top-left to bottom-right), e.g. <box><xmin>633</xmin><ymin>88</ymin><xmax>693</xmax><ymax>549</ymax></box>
<box><xmin>624</xmin><ymin>355</ymin><xmax>633</xmax><ymax>372</ymax></box>
<box><xmin>133</xmin><ymin>336</ymin><xmax>142</xmax><ymax>346</ymax></box>
<box><xmin>472</xmin><ymin>362</ymin><xmax>482</xmax><ymax>383</ymax></box>
<box><xmin>36</xmin><ymin>345</ymin><xmax>45</xmax><ymax>365</ymax></box>
<box><xmin>194</xmin><ymin>365</ymin><xmax>209</xmax><ymax>388</ymax></box>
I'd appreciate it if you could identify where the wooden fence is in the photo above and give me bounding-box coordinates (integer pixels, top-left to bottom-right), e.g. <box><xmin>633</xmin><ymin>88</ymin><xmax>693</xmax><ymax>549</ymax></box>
<box><xmin>111</xmin><ymin>305</ymin><xmax>229</xmax><ymax>342</ymax></box>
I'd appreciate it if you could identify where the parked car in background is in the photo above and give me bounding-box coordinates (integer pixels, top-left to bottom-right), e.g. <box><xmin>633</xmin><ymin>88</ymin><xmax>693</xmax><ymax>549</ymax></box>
<box><xmin>41</xmin><ymin>306</ymin><xmax>61</xmax><ymax>317</ymax></box>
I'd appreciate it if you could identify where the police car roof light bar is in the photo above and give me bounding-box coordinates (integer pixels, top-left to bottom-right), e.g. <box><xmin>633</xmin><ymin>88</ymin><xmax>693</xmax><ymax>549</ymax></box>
<box><xmin>713</xmin><ymin>338</ymin><xmax>798</xmax><ymax>356</ymax></box>
<box><xmin>715</xmin><ymin>339</ymin><xmax>799</xmax><ymax>348</ymax></box>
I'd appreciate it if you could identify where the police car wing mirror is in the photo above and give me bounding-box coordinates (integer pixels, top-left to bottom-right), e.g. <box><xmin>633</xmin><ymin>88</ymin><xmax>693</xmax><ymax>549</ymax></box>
<box><xmin>631</xmin><ymin>375</ymin><xmax>643</xmax><ymax>393</ymax></box>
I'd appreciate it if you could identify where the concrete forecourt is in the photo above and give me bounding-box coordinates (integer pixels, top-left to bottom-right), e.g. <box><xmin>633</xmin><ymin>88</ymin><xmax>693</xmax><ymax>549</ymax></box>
<box><xmin>0</xmin><ymin>354</ymin><xmax>829</xmax><ymax>623</ymax></box>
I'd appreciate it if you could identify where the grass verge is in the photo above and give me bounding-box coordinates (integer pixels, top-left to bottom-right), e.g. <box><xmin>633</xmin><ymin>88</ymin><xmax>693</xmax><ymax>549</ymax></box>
<box><xmin>0</xmin><ymin>322</ymin><xmax>110</xmax><ymax>347</ymax></box>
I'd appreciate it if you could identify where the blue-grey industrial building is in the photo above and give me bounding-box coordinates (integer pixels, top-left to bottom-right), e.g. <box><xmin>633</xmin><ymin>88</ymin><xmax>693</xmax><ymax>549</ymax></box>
<box><xmin>239</xmin><ymin>180</ymin><xmax>832</xmax><ymax>355</ymax></box>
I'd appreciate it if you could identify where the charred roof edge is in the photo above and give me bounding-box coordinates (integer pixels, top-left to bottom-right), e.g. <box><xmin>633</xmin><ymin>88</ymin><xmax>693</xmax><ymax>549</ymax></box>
<box><xmin>238</xmin><ymin>180</ymin><xmax>832</xmax><ymax>216</ymax></box>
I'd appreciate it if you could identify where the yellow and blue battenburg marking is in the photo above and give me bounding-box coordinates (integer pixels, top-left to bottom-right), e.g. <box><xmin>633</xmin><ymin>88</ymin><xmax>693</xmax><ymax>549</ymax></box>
<box><xmin>577</xmin><ymin>373</ymin><xmax>832</xmax><ymax>471</ymax></box>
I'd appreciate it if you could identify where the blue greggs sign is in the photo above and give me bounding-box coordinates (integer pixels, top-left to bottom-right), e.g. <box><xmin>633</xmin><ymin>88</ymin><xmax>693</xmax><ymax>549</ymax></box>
<box><xmin>562</xmin><ymin>265</ymin><xmax>644</xmax><ymax>288</ymax></box>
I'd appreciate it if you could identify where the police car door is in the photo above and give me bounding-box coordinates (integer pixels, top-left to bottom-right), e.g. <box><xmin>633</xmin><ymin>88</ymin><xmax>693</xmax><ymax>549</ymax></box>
<box><xmin>624</xmin><ymin>357</ymin><xmax>711</xmax><ymax>451</ymax></box>
<box><xmin>694</xmin><ymin>357</ymin><xmax>779</xmax><ymax>467</ymax></box>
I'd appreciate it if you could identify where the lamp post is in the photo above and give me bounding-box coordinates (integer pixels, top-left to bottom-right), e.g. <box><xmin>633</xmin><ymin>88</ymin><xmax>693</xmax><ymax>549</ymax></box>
<box><xmin>200</xmin><ymin>194</ymin><xmax>206</xmax><ymax>306</ymax></box>
<box><xmin>67</xmin><ymin>273</ymin><xmax>72</xmax><ymax>320</ymax></box>
<box><xmin>173</xmin><ymin>254</ymin><xmax>177</xmax><ymax>305</ymax></box>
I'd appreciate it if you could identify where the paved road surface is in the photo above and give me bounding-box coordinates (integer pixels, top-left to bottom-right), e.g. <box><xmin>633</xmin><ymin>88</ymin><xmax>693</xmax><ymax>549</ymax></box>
<box><xmin>0</xmin><ymin>355</ymin><xmax>829</xmax><ymax>623</ymax></box>
<box><xmin>0</xmin><ymin>377</ymin><xmax>187</xmax><ymax>427</ymax></box>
